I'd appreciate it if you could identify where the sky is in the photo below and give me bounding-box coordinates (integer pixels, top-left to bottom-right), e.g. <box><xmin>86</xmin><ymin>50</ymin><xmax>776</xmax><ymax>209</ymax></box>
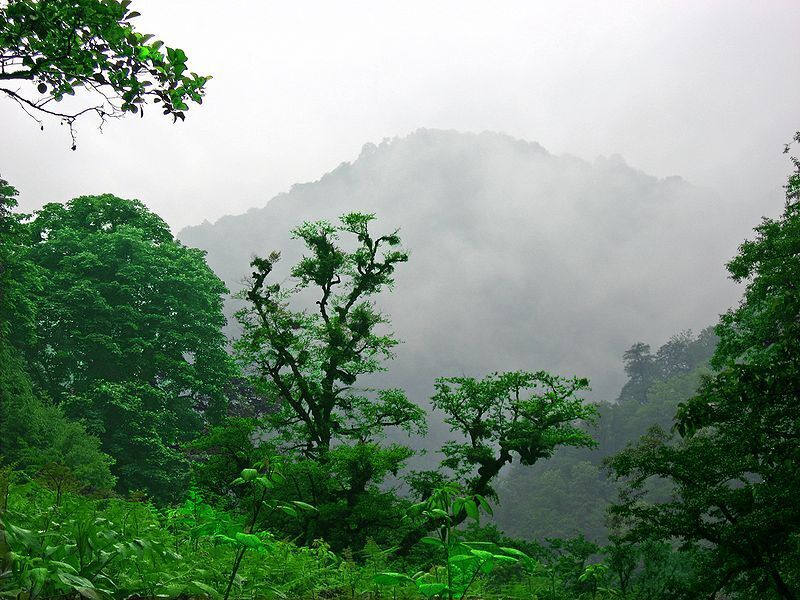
<box><xmin>2</xmin><ymin>1</ymin><xmax>799</xmax><ymax>231</ymax></box>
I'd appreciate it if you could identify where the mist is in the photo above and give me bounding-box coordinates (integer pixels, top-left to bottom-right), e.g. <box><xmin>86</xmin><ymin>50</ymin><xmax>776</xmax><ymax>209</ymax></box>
<box><xmin>178</xmin><ymin>129</ymin><xmax>777</xmax><ymax>454</ymax></box>
<box><xmin>3</xmin><ymin>1</ymin><xmax>798</xmax><ymax>233</ymax></box>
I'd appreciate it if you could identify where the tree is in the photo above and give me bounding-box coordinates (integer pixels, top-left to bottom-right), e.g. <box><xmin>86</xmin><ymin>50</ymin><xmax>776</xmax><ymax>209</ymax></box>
<box><xmin>1</xmin><ymin>178</ymin><xmax>114</xmax><ymax>492</ymax></box>
<box><xmin>0</xmin><ymin>0</ymin><xmax>210</xmax><ymax>148</ymax></box>
<box><xmin>20</xmin><ymin>194</ymin><xmax>233</xmax><ymax>499</ymax></box>
<box><xmin>0</xmin><ymin>336</ymin><xmax>116</xmax><ymax>492</ymax></box>
<box><xmin>235</xmin><ymin>213</ymin><xmax>426</xmax><ymax>546</ymax></box>
<box><xmin>237</xmin><ymin>214</ymin><xmax>425</xmax><ymax>457</ymax></box>
<box><xmin>609</xmin><ymin>135</ymin><xmax>800</xmax><ymax>599</ymax></box>
<box><xmin>617</xmin><ymin>342</ymin><xmax>656</xmax><ymax>404</ymax></box>
<box><xmin>431</xmin><ymin>370</ymin><xmax>597</xmax><ymax>501</ymax></box>
<box><xmin>0</xmin><ymin>177</ymin><xmax>38</xmax><ymax>346</ymax></box>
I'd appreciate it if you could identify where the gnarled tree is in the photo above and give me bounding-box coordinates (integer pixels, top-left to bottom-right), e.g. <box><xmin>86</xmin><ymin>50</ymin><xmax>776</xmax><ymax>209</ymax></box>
<box><xmin>432</xmin><ymin>370</ymin><xmax>597</xmax><ymax>500</ymax></box>
<box><xmin>235</xmin><ymin>213</ymin><xmax>426</xmax><ymax>548</ymax></box>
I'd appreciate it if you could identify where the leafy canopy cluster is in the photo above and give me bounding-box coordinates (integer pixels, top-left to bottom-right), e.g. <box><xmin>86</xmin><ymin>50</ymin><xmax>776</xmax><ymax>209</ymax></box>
<box><xmin>432</xmin><ymin>371</ymin><xmax>596</xmax><ymax>499</ymax></box>
<box><xmin>236</xmin><ymin>213</ymin><xmax>426</xmax><ymax>457</ymax></box>
<box><xmin>0</xmin><ymin>0</ymin><xmax>210</xmax><ymax>147</ymax></box>
<box><xmin>5</xmin><ymin>193</ymin><xmax>233</xmax><ymax>500</ymax></box>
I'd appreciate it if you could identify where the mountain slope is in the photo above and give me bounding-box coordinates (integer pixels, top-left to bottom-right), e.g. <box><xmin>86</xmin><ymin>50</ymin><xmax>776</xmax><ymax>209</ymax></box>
<box><xmin>180</xmin><ymin>129</ymin><xmax>741</xmax><ymax>425</ymax></box>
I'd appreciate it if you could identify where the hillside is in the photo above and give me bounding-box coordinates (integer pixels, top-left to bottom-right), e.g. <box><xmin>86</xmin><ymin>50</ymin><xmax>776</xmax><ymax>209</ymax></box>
<box><xmin>180</xmin><ymin>129</ymin><xmax>741</xmax><ymax>416</ymax></box>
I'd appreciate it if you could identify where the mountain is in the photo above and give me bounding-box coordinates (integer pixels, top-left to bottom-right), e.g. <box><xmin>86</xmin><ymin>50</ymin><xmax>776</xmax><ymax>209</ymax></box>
<box><xmin>179</xmin><ymin>129</ymin><xmax>743</xmax><ymax>446</ymax></box>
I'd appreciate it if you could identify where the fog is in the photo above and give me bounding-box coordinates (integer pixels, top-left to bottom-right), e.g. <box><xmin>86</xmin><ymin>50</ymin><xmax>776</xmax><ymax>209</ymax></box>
<box><xmin>2</xmin><ymin>0</ymin><xmax>798</xmax><ymax>448</ymax></box>
<box><xmin>2</xmin><ymin>1</ymin><xmax>798</xmax><ymax>232</ymax></box>
<box><xmin>181</xmin><ymin>129</ymin><xmax>758</xmax><ymax>451</ymax></box>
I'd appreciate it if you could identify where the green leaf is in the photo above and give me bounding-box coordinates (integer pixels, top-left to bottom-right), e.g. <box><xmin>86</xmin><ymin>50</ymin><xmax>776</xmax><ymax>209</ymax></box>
<box><xmin>492</xmin><ymin>554</ymin><xmax>518</xmax><ymax>564</ymax></box>
<box><xmin>429</xmin><ymin>508</ymin><xmax>450</xmax><ymax>520</ymax></box>
<box><xmin>464</xmin><ymin>499</ymin><xmax>479</xmax><ymax>521</ymax></box>
<box><xmin>57</xmin><ymin>573</ymin><xmax>95</xmax><ymax>589</ymax></box>
<box><xmin>48</xmin><ymin>560</ymin><xmax>78</xmax><ymax>574</ymax></box>
<box><xmin>469</xmin><ymin>549</ymin><xmax>494</xmax><ymax>561</ymax></box>
<box><xmin>499</xmin><ymin>546</ymin><xmax>531</xmax><ymax>561</ymax></box>
<box><xmin>189</xmin><ymin>580</ymin><xmax>221</xmax><ymax>599</ymax></box>
<box><xmin>448</xmin><ymin>554</ymin><xmax>477</xmax><ymax>563</ymax></box>
<box><xmin>234</xmin><ymin>532</ymin><xmax>263</xmax><ymax>549</ymax></box>
<box><xmin>255</xmin><ymin>476</ymin><xmax>274</xmax><ymax>489</ymax></box>
<box><xmin>417</xmin><ymin>582</ymin><xmax>448</xmax><ymax>597</ymax></box>
<box><xmin>479</xmin><ymin>560</ymin><xmax>496</xmax><ymax>574</ymax></box>
<box><xmin>290</xmin><ymin>501</ymin><xmax>317</xmax><ymax>513</ymax></box>
<box><xmin>240</xmin><ymin>468</ymin><xmax>258</xmax><ymax>481</ymax></box>
<box><xmin>373</xmin><ymin>572</ymin><xmax>411</xmax><ymax>586</ymax></box>
<box><xmin>420</xmin><ymin>536</ymin><xmax>444</xmax><ymax>547</ymax></box>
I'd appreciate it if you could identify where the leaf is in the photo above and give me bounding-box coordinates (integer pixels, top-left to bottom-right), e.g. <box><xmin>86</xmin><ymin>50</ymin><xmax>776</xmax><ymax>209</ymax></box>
<box><xmin>417</xmin><ymin>582</ymin><xmax>448</xmax><ymax>598</ymax></box>
<box><xmin>255</xmin><ymin>476</ymin><xmax>274</xmax><ymax>489</ymax></box>
<box><xmin>429</xmin><ymin>508</ymin><xmax>450</xmax><ymax>520</ymax></box>
<box><xmin>448</xmin><ymin>554</ymin><xmax>477</xmax><ymax>563</ymax></box>
<box><xmin>479</xmin><ymin>559</ymin><xmax>496</xmax><ymax>574</ymax></box>
<box><xmin>240</xmin><ymin>468</ymin><xmax>258</xmax><ymax>481</ymax></box>
<box><xmin>453</xmin><ymin>498</ymin><xmax>464</xmax><ymax>516</ymax></box>
<box><xmin>492</xmin><ymin>554</ymin><xmax>518</xmax><ymax>564</ymax></box>
<box><xmin>475</xmin><ymin>495</ymin><xmax>493</xmax><ymax>515</ymax></box>
<box><xmin>48</xmin><ymin>560</ymin><xmax>78</xmax><ymax>573</ymax></box>
<box><xmin>420</xmin><ymin>536</ymin><xmax>444</xmax><ymax>547</ymax></box>
<box><xmin>469</xmin><ymin>549</ymin><xmax>494</xmax><ymax>561</ymax></box>
<box><xmin>234</xmin><ymin>532</ymin><xmax>263</xmax><ymax>549</ymax></box>
<box><xmin>290</xmin><ymin>501</ymin><xmax>317</xmax><ymax>513</ymax></box>
<box><xmin>373</xmin><ymin>572</ymin><xmax>411</xmax><ymax>586</ymax></box>
<box><xmin>75</xmin><ymin>587</ymin><xmax>102</xmax><ymax>600</ymax></box>
<box><xmin>58</xmin><ymin>573</ymin><xmax>95</xmax><ymax>589</ymax></box>
<box><xmin>190</xmin><ymin>580</ymin><xmax>221</xmax><ymax>599</ymax></box>
<box><xmin>464</xmin><ymin>499</ymin><xmax>480</xmax><ymax>521</ymax></box>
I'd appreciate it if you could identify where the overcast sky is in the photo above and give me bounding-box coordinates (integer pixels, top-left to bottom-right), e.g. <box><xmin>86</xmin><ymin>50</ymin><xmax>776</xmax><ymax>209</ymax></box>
<box><xmin>2</xmin><ymin>0</ymin><xmax>799</xmax><ymax>230</ymax></box>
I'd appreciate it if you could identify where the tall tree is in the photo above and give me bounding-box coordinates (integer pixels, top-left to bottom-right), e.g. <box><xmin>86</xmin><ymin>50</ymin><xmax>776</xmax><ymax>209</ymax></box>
<box><xmin>235</xmin><ymin>213</ymin><xmax>426</xmax><ymax>547</ymax></box>
<box><xmin>0</xmin><ymin>177</ymin><xmax>38</xmax><ymax>345</ymax></box>
<box><xmin>617</xmin><ymin>342</ymin><xmax>656</xmax><ymax>404</ymax></box>
<box><xmin>609</xmin><ymin>134</ymin><xmax>800</xmax><ymax>599</ymax></box>
<box><xmin>22</xmin><ymin>194</ymin><xmax>232</xmax><ymax>499</ymax></box>
<box><xmin>1</xmin><ymin>178</ymin><xmax>114</xmax><ymax>491</ymax></box>
<box><xmin>236</xmin><ymin>213</ymin><xmax>425</xmax><ymax>458</ymax></box>
<box><xmin>0</xmin><ymin>0</ymin><xmax>209</xmax><ymax>147</ymax></box>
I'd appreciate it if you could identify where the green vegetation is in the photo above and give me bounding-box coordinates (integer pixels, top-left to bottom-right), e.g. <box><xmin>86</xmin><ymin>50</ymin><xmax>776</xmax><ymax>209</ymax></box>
<box><xmin>0</xmin><ymin>0</ymin><xmax>210</xmax><ymax>147</ymax></box>
<box><xmin>1</xmin><ymin>9</ymin><xmax>797</xmax><ymax>592</ymax></box>
<box><xmin>12</xmin><ymin>193</ymin><xmax>233</xmax><ymax>501</ymax></box>
<box><xmin>1</xmin><ymin>137</ymin><xmax>797</xmax><ymax>596</ymax></box>
<box><xmin>607</xmin><ymin>131</ymin><xmax>800</xmax><ymax>599</ymax></box>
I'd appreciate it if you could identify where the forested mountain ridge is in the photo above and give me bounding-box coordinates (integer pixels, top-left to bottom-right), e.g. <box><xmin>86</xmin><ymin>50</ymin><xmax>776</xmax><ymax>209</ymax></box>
<box><xmin>2</xmin><ymin>1</ymin><xmax>797</xmax><ymax>596</ymax></box>
<box><xmin>180</xmin><ymin>129</ymin><xmax>743</xmax><ymax>409</ymax></box>
<box><xmin>3</xmin><ymin>132</ymin><xmax>798</xmax><ymax>598</ymax></box>
<box><xmin>494</xmin><ymin>327</ymin><xmax>717</xmax><ymax>542</ymax></box>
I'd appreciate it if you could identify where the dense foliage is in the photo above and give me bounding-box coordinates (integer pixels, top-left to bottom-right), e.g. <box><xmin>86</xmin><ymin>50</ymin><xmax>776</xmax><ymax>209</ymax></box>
<box><xmin>3</xmin><ymin>193</ymin><xmax>233</xmax><ymax>501</ymax></box>
<box><xmin>0</xmin><ymin>0</ymin><xmax>209</xmax><ymax>146</ymax></box>
<box><xmin>607</xmin><ymin>134</ymin><xmax>800</xmax><ymax>599</ymax></box>
<box><xmin>493</xmin><ymin>328</ymin><xmax>717</xmax><ymax>543</ymax></box>
<box><xmin>2</xmin><ymin>126</ymin><xmax>799</xmax><ymax>597</ymax></box>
